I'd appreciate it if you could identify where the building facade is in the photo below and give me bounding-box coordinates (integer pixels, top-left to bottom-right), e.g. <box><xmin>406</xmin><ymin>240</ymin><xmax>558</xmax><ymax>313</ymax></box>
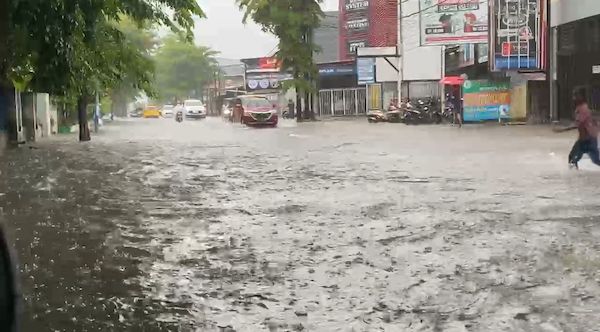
<box><xmin>551</xmin><ymin>0</ymin><xmax>600</xmax><ymax>120</ymax></box>
<box><xmin>339</xmin><ymin>0</ymin><xmax>398</xmax><ymax>60</ymax></box>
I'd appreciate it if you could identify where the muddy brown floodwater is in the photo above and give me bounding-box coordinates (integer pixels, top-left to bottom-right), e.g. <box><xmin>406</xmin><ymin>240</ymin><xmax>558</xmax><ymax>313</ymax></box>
<box><xmin>1</xmin><ymin>118</ymin><xmax>600</xmax><ymax>331</ymax></box>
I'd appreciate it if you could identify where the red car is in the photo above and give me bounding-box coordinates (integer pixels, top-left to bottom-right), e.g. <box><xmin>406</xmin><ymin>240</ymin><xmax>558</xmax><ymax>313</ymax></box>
<box><xmin>235</xmin><ymin>96</ymin><xmax>278</xmax><ymax>127</ymax></box>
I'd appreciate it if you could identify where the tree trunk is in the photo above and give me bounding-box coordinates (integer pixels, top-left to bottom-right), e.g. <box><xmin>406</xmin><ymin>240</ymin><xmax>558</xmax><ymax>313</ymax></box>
<box><xmin>296</xmin><ymin>91</ymin><xmax>302</xmax><ymax>122</ymax></box>
<box><xmin>77</xmin><ymin>95</ymin><xmax>91</xmax><ymax>142</ymax></box>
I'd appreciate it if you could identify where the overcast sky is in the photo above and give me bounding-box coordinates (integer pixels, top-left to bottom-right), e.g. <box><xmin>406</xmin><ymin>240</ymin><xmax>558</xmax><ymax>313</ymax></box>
<box><xmin>194</xmin><ymin>0</ymin><xmax>338</xmax><ymax>60</ymax></box>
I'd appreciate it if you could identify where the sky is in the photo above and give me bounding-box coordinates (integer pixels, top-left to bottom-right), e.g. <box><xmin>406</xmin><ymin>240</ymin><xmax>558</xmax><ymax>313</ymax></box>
<box><xmin>194</xmin><ymin>0</ymin><xmax>338</xmax><ymax>60</ymax></box>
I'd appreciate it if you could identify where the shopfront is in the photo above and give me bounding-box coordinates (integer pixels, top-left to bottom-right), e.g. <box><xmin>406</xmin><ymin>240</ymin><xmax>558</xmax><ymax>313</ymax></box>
<box><xmin>555</xmin><ymin>14</ymin><xmax>600</xmax><ymax>120</ymax></box>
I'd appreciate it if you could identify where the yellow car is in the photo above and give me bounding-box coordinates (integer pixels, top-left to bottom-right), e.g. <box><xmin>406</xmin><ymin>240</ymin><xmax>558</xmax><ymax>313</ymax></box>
<box><xmin>143</xmin><ymin>106</ymin><xmax>161</xmax><ymax>118</ymax></box>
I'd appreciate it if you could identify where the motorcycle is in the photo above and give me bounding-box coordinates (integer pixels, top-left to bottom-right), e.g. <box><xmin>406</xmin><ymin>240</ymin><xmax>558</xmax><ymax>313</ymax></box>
<box><xmin>175</xmin><ymin>111</ymin><xmax>183</xmax><ymax>123</ymax></box>
<box><xmin>367</xmin><ymin>102</ymin><xmax>403</xmax><ymax>123</ymax></box>
<box><xmin>367</xmin><ymin>110</ymin><xmax>386</xmax><ymax>123</ymax></box>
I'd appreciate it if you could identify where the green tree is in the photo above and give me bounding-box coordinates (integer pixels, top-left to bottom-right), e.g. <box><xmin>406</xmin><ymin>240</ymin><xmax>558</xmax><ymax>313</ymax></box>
<box><xmin>1</xmin><ymin>0</ymin><xmax>204</xmax><ymax>141</ymax></box>
<box><xmin>109</xmin><ymin>18</ymin><xmax>159</xmax><ymax>118</ymax></box>
<box><xmin>238</xmin><ymin>0</ymin><xmax>323</xmax><ymax>121</ymax></box>
<box><xmin>154</xmin><ymin>36</ymin><xmax>219</xmax><ymax>103</ymax></box>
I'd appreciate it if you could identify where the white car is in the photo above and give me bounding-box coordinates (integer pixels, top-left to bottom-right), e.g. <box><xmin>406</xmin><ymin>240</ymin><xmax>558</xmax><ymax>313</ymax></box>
<box><xmin>183</xmin><ymin>99</ymin><xmax>207</xmax><ymax>119</ymax></box>
<box><xmin>162</xmin><ymin>104</ymin><xmax>174</xmax><ymax>117</ymax></box>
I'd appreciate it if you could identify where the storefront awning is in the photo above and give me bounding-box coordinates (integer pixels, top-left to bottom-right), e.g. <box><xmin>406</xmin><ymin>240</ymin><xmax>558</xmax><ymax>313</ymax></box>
<box><xmin>440</xmin><ymin>76</ymin><xmax>464</xmax><ymax>85</ymax></box>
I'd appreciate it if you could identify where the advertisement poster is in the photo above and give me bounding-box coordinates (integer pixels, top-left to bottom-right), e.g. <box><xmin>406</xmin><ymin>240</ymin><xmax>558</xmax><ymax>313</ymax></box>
<box><xmin>490</xmin><ymin>0</ymin><xmax>547</xmax><ymax>70</ymax></box>
<box><xmin>357</xmin><ymin>58</ymin><xmax>375</xmax><ymax>85</ymax></box>
<box><xmin>462</xmin><ymin>80</ymin><xmax>511</xmax><ymax>121</ymax></box>
<box><xmin>420</xmin><ymin>0</ymin><xmax>488</xmax><ymax>46</ymax></box>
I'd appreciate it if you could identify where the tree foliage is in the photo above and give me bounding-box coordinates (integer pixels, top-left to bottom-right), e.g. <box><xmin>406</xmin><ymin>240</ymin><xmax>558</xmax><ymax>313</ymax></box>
<box><xmin>238</xmin><ymin>0</ymin><xmax>323</xmax><ymax>93</ymax></box>
<box><xmin>1</xmin><ymin>0</ymin><xmax>204</xmax><ymax>140</ymax></box>
<box><xmin>154</xmin><ymin>36</ymin><xmax>219</xmax><ymax>103</ymax></box>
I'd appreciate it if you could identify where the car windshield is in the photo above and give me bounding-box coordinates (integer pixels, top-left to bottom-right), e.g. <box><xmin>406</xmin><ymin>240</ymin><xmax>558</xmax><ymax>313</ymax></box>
<box><xmin>163</xmin><ymin>105</ymin><xmax>174</xmax><ymax>110</ymax></box>
<box><xmin>185</xmin><ymin>101</ymin><xmax>203</xmax><ymax>107</ymax></box>
<box><xmin>242</xmin><ymin>98</ymin><xmax>271</xmax><ymax>108</ymax></box>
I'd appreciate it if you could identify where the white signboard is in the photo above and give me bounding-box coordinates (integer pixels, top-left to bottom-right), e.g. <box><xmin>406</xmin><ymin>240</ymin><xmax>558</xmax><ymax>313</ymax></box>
<box><xmin>419</xmin><ymin>0</ymin><xmax>489</xmax><ymax>46</ymax></box>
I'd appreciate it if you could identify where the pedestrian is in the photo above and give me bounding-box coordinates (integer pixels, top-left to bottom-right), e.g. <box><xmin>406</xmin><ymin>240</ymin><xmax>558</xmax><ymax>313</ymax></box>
<box><xmin>554</xmin><ymin>89</ymin><xmax>600</xmax><ymax>169</ymax></box>
<box><xmin>446</xmin><ymin>93</ymin><xmax>462</xmax><ymax>128</ymax></box>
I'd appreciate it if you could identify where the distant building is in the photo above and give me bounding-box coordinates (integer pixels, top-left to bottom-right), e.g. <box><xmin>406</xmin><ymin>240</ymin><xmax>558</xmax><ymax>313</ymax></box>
<box><xmin>313</xmin><ymin>11</ymin><xmax>340</xmax><ymax>64</ymax></box>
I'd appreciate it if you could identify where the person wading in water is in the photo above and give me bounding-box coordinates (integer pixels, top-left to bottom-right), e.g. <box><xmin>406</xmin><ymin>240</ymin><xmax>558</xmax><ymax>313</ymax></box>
<box><xmin>554</xmin><ymin>89</ymin><xmax>600</xmax><ymax>169</ymax></box>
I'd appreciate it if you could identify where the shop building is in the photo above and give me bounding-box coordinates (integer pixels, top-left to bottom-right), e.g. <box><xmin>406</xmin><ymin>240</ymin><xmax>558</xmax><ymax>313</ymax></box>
<box><xmin>550</xmin><ymin>0</ymin><xmax>600</xmax><ymax>120</ymax></box>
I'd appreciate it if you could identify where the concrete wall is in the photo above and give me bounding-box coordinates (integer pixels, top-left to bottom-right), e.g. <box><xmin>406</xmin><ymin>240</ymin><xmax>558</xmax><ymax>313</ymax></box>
<box><xmin>551</xmin><ymin>0</ymin><xmax>600</xmax><ymax>27</ymax></box>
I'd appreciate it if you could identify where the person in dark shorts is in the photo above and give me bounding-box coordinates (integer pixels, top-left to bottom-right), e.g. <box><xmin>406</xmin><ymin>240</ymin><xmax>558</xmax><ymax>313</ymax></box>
<box><xmin>554</xmin><ymin>90</ymin><xmax>600</xmax><ymax>169</ymax></box>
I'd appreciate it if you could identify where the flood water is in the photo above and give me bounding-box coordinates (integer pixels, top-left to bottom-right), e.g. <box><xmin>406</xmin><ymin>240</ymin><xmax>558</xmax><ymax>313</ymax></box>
<box><xmin>1</xmin><ymin>118</ymin><xmax>600</xmax><ymax>331</ymax></box>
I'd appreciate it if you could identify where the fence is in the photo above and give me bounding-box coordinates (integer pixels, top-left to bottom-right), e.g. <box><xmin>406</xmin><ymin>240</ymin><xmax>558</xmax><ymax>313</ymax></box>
<box><xmin>317</xmin><ymin>88</ymin><xmax>367</xmax><ymax>117</ymax></box>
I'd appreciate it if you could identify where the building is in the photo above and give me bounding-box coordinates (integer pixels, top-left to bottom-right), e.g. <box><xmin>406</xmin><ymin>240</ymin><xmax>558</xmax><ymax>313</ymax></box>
<box><xmin>314</xmin><ymin>11</ymin><xmax>340</xmax><ymax>64</ymax></box>
<box><xmin>551</xmin><ymin>0</ymin><xmax>600</xmax><ymax>120</ymax></box>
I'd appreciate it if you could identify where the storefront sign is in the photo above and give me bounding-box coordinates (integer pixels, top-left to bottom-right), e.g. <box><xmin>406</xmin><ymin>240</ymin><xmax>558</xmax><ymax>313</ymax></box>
<box><xmin>246</xmin><ymin>73</ymin><xmax>293</xmax><ymax>91</ymax></box>
<box><xmin>490</xmin><ymin>0</ymin><xmax>547</xmax><ymax>70</ymax></box>
<box><xmin>419</xmin><ymin>0</ymin><xmax>488</xmax><ymax>46</ymax></box>
<box><xmin>348</xmin><ymin>40</ymin><xmax>367</xmax><ymax>55</ymax></box>
<box><xmin>346</xmin><ymin>18</ymin><xmax>369</xmax><ymax>31</ymax></box>
<box><xmin>318</xmin><ymin>63</ymin><xmax>356</xmax><ymax>76</ymax></box>
<box><xmin>357</xmin><ymin>58</ymin><xmax>375</xmax><ymax>85</ymax></box>
<box><xmin>346</xmin><ymin>0</ymin><xmax>369</xmax><ymax>12</ymax></box>
<box><xmin>241</xmin><ymin>57</ymin><xmax>282</xmax><ymax>73</ymax></box>
<box><xmin>462</xmin><ymin>80</ymin><xmax>512</xmax><ymax>121</ymax></box>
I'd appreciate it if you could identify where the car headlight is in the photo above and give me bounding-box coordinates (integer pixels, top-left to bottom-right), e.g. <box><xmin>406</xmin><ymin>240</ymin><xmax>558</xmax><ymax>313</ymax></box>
<box><xmin>223</xmin><ymin>109</ymin><xmax>231</xmax><ymax>115</ymax></box>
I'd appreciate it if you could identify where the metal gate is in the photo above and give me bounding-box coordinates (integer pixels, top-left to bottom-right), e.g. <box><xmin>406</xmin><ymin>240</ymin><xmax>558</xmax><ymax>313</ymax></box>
<box><xmin>318</xmin><ymin>88</ymin><xmax>366</xmax><ymax>117</ymax></box>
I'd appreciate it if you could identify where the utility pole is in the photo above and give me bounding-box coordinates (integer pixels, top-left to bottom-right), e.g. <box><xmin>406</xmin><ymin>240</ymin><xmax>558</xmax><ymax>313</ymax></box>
<box><xmin>93</xmin><ymin>92</ymin><xmax>100</xmax><ymax>133</ymax></box>
<box><xmin>397</xmin><ymin>0</ymin><xmax>404</xmax><ymax>104</ymax></box>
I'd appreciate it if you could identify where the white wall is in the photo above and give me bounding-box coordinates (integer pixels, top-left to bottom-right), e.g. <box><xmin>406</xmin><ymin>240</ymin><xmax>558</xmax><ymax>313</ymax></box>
<box><xmin>376</xmin><ymin>57</ymin><xmax>400</xmax><ymax>82</ymax></box>
<box><xmin>401</xmin><ymin>0</ymin><xmax>444</xmax><ymax>81</ymax></box>
<box><xmin>551</xmin><ymin>0</ymin><xmax>600</xmax><ymax>27</ymax></box>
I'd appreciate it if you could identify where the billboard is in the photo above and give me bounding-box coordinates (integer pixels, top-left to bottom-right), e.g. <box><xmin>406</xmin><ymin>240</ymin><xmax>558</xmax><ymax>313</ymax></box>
<box><xmin>420</xmin><ymin>0</ymin><xmax>488</xmax><ymax>46</ymax></box>
<box><xmin>490</xmin><ymin>0</ymin><xmax>548</xmax><ymax>71</ymax></box>
<box><xmin>462</xmin><ymin>80</ymin><xmax>511</xmax><ymax>121</ymax></box>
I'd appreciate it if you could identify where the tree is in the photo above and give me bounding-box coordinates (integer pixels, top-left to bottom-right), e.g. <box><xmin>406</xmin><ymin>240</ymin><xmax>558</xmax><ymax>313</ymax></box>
<box><xmin>154</xmin><ymin>36</ymin><xmax>219</xmax><ymax>103</ymax></box>
<box><xmin>1</xmin><ymin>0</ymin><xmax>204</xmax><ymax>141</ymax></box>
<box><xmin>109</xmin><ymin>18</ymin><xmax>159</xmax><ymax>117</ymax></box>
<box><xmin>238</xmin><ymin>0</ymin><xmax>323</xmax><ymax>121</ymax></box>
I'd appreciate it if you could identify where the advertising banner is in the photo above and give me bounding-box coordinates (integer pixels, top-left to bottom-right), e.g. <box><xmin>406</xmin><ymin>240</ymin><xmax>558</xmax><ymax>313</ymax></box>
<box><xmin>420</xmin><ymin>0</ymin><xmax>488</xmax><ymax>46</ymax></box>
<box><xmin>462</xmin><ymin>80</ymin><xmax>511</xmax><ymax>121</ymax></box>
<box><xmin>357</xmin><ymin>58</ymin><xmax>376</xmax><ymax>85</ymax></box>
<box><xmin>241</xmin><ymin>57</ymin><xmax>282</xmax><ymax>73</ymax></box>
<box><xmin>490</xmin><ymin>0</ymin><xmax>547</xmax><ymax>70</ymax></box>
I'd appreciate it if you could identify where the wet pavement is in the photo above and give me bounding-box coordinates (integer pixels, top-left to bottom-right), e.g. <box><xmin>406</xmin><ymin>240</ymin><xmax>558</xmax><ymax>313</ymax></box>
<box><xmin>2</xmin><ymin>118</ymin><xmax>600</xmax><ymax>331</ymax></box>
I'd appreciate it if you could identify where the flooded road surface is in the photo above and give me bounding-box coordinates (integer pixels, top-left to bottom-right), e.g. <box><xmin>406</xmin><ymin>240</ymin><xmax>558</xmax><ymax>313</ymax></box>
<box><xmin>2</xmin><ymin>118</ymin><xmax>600</xmax><ymax>331</ymax></box>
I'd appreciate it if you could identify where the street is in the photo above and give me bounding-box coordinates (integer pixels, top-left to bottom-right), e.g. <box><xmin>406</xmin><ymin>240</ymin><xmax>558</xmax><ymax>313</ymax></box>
<box><xmin>2</xmin><ymin>118</ymin><xmax>600</xmax><ymax>331</ymax></box>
